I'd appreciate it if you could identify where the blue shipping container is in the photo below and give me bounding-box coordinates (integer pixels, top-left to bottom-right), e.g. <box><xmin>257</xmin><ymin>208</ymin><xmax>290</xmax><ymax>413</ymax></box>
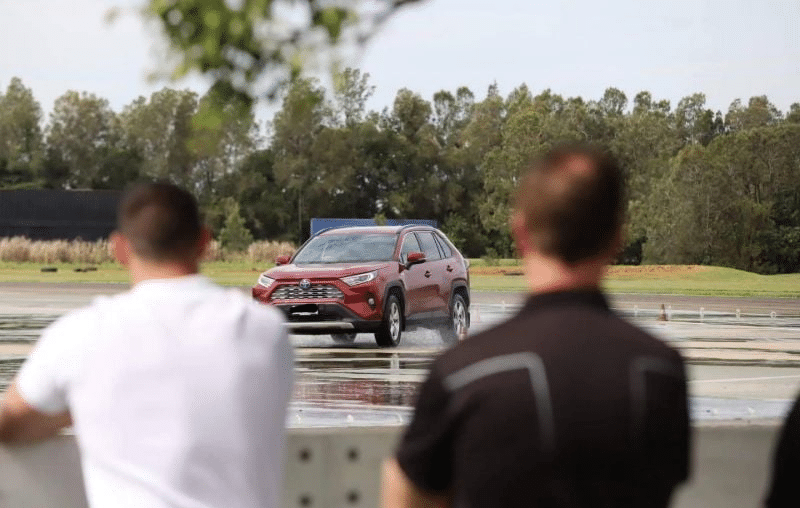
<box><xmin>310</xmin><ymin>218</ymin><xmax>437</xmax><ymax>237</ymax></box>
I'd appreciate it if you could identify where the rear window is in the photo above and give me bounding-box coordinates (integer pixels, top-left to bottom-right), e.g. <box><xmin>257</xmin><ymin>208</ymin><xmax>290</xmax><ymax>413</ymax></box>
<box><xmin>434</xmin><ymin>234</ymin><xmax>452</xmax><ymax>258</ymax></box>
<box><xmin>293</xmin><ymin>234</ymin><xmax>397</xmax><ymax>263</ymax></box>
<box><xmin>415</xmin><ymin>232</ymin><xmax>442</xmax><ymax>261</ymax></box>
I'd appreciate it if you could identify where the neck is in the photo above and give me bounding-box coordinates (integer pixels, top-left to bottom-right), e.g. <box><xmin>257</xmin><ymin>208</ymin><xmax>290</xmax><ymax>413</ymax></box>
<box><xmin>522</xmin><ymin>252</ymin><xmax>607</xmax><ymax>295</ymax></box>
<box><xmin>128</xmin><ymin>257</ymin><xmax>199</xmax><ymax>286</ymax></box>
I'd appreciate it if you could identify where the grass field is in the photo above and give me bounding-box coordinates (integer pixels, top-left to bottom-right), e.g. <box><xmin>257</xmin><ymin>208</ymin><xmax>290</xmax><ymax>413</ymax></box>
<box><xmin>1</xmin><ymin>261</ymin><xmax>799</xmax><ymax>298</ymax></box>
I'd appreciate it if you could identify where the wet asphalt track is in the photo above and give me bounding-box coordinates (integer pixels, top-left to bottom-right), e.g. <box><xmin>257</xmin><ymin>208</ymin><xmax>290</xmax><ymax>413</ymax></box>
<box><xmin>2</xmin><ymin>282</ymin><xmax>800</xmax><ymax>426</ymax></box>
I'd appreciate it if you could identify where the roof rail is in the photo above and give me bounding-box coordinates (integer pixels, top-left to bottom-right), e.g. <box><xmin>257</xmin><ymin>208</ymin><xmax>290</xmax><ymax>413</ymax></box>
<box><xmin>397</xmin><ymin>223</ymin><xmax>430</xmax><ymax>233</ymax></box>
<box><xmin>312</xmin><ymin>226</ymin><xmax>340</xmax><ymax>237</ymax></box>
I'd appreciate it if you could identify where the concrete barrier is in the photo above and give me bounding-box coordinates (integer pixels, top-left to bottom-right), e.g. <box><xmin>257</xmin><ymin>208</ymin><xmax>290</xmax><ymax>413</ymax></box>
<box><xmin>0</xmin><ymin>424</ymin><xmax>784</xmax><ymax>508</ymax></box>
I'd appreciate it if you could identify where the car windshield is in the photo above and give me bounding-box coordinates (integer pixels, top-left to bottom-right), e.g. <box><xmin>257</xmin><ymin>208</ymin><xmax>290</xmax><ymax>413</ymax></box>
<box><xmin>293</xmin><ymin>234</ymin><xmax>397</xmax><ymax>263</ymax></box>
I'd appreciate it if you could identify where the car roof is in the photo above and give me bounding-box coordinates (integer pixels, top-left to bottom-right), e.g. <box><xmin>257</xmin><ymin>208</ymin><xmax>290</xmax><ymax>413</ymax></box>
<box><xmin>316</xmin><ymin>225</ymin><xmax>435</xmax><ymax>236</ymax></box>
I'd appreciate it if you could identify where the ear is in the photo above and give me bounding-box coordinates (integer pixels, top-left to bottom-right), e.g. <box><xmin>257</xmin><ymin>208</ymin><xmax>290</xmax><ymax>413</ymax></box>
<box><xmin>195</xmin><ymin>227</ymin><xmax>212</xmax><ymax>260</ymax></box>
<box><xmin>110</xmin><ymin>232</ymin><xmax>131</xmax><ymax>267</ymax></box>
<box><xmin>511</xmin><ymin>211</ymin><xmax>533</xmax><ymax>258</ymax></box>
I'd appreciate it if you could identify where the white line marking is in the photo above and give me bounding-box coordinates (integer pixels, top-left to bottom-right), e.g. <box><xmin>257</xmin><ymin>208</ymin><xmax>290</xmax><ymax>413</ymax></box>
<box><xmin>690</xmin><ymin>374</ymin><xmax>800</xmax><ymax>384</ymax></box>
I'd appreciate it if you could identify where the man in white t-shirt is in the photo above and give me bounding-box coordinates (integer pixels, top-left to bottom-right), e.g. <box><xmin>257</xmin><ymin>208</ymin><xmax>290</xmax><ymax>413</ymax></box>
<box><xmin>0</xmin><ymin>182</ymin><xmax>293</xmax><ymax>508</ymax></box>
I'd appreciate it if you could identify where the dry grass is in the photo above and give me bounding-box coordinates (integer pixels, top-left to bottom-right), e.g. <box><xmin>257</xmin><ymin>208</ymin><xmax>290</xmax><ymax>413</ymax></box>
<box><xmin>0</xmin><ymin>237</ymin><xmax>112</xmax><ymax>264</ymax></box>
<box><xmin>0</xmin><ymin>237</ymin><xmax>295</xmax><ymax>265</ymax></box>
<box><xmin>204</xmin><ymin>240</ymin><xmax>295</xmax><ymax>263</ymax></box>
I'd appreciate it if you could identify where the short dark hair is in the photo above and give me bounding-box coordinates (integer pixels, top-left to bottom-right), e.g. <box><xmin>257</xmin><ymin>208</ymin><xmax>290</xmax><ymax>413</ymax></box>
<box><xmin>117</xmin><ymin>182</ymin><xmax>202</xmax><ymax>262</ymax></box>
<box><xmin>514</xmin><ymin>143</ymin><xmax>625</xmax><ymax>264</ymax></box>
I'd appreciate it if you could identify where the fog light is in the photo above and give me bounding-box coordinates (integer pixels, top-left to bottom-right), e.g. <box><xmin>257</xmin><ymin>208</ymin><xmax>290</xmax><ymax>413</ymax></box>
<box><xmin>367</xmin><ymin>296</ymin><xmax>376</xmax><ymax>308</ymax></box>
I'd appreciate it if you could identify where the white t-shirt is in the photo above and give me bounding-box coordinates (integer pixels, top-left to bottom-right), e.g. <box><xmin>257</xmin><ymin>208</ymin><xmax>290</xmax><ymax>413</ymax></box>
<box><xmin>17</xmin><ymin>275</ymin><xmax>293</xmax><ymax>508</ymax></box>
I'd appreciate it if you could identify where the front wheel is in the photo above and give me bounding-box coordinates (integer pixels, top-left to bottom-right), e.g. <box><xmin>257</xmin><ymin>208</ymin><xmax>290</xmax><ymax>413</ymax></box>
<box><xmin>375</xmin><ymin>295</ymin><xmax>402</xmax><ymax>347</ymax></box>
<box><xmin>440</xmin><ymin>294</ymin><xmax>468</xmax><ymax>345</ymax></box>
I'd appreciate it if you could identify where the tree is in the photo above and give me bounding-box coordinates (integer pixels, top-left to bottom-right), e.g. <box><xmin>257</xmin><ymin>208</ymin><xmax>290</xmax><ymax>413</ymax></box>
<box><xmin>143</xmin><ymin>0</ymin><xmax>425</xmax><ymax>110</ymax></box>
<box><xmin>120</xmin><ymin>88</ymin><xmax>199</xmax><ymax>184</ymax></box>
<box><xmin>674</xmin><ymin>93</ymin><xmax>711</xmax><ymax>145</ymax></box>
<box><xmin>756</xmin><ymin>190</ymin><xmax>800</xmax><ymax>273</ymax></box>
<box><xmin>390</xmin><ymin>88</ymin><xmax>433</xmax><ymax>141</ymax></box>
<box><xmin>461</xmin><ymin>83</ymin><xmax>505</xmax><ymax>162</ymax></box>
<box><xmin>45</xmin><ymin>91</ymin><xmax>121</xmax><ymax>188</ymax></box>
<box><xmin>643</xmin><ymin>124</ymin><xmax>800</xmax><ymax>272</ymax></box>
<box><xmin>213</xmin><ymin>149</ymin><xmax>293</xmax><ymax>240</ymax></box>
<box><xmin>597</xmin><ymin>87</ymin><xmax>627</xmax><ymax>117</ymax></box>
<box><xmin>218</xmin><ymin>198</ymin><xmax>255</xmax><ymax>252</ymax></box>
<box><xmin>92</xmin><ymin>149</ymin><xmax>143</xmax><ymax>190</ymax></box>
<box><xmin>271</xmin><ymin>78</ymin><xmax>330</xmax><ymax>241</ymax></box>
<box><xmin>432</xmin><ymin>86</ymin><xmax>474</xmax><ymax>146</ymax></box>
<box><xmin>190</xmin><ymin>87</ymin><xmax>259</xmax><ymax>196</ymax></box>
<box><xmin>786</xmin><ymin>103</ymin><xmax>800</xmax><ymax>124</ymax></box>
<box><xmin>332</xmin><ymin>67</ymin><xmax>374</xmax><ymax>127</ymax></box>
<box><xmin>725</xmin><ymin>95</ymin><xmax>782</xmax><ymax>132</ymax></box>
<box><xmin>0</xmin><ymin>78</ymin><xmax>44</xmax><ymax>187</ymax></box>
<box><xmin>611</xmin><ymin>91</ymin><xmax>679</xmax><ymax>259</ymax></box>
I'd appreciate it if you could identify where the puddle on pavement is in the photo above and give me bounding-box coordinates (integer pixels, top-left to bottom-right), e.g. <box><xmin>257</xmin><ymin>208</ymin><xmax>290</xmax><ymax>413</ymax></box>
<box><xmin>0</xmin><ymin>358</ymin><xmax>25</xmax><ymax>392</ymax></box>
<box><xmin>2</xmin><ymin>310</ymin><xmax>800</xmax><ymax>426</ymax></box>
<box><xmin>0</xmin><ymin>314</ymin><xmax>58</xmax><ymax>343</ymax></box>
<box><xmin>294</xmin><ymin>349</ymin><xmax>433</xmax><ymax>411</ymax></box>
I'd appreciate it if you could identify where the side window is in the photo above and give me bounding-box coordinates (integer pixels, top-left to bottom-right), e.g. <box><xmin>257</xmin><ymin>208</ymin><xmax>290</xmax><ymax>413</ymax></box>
<box><xmin>415</xmin><ymin>232</ymin><xmax>442</xmax><ymax>261</ymax></box>
<box><xmin>400</xmin><ymin>233</ymin><xmax>421</xmax><ymax>263</ymax></box>
<box><xmin>434</xmin><ymin>234</ymin><xmax>452</xmax><ymax>258</ymax></box>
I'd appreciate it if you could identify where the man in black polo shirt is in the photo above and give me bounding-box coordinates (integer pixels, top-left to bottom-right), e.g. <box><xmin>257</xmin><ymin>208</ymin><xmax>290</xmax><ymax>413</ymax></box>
<box><xmin>383</xmin><ymin>144</ymin><xmax>689</xmax><ymax>508</ymax></box>
<box><xmin>765</xmin><ymin>397</ymin><xmax>800</xmax><ymax>506</ymax></box>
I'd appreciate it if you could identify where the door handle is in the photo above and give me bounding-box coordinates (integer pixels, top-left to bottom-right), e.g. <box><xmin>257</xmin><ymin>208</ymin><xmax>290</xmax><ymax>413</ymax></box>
<box><xmin>446</xmin><ymin>265</ymin><xmax>454</xmax><ymax>272</ymax></box>
<box><xmin>424</xmin><ymin>270</ymin><xmax>431</xmax><ymax>278</ymax></box>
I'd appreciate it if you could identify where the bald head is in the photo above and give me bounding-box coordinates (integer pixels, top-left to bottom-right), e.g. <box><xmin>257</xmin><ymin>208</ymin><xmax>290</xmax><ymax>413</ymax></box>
<box><xmin>515</xmin><ymin>143</ymin><xmax>625</xmax><ymax>264</ymax></box>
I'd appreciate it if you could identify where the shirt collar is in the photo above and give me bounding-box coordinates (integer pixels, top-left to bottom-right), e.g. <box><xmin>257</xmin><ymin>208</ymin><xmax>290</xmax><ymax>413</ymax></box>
<box><xmin>522</xmin><ymin>289</ymin><xmax>610</xmax><ymax>314</ymax></box>
<box><xmin>131</xmin><ymin>274</ymin><xmax>214</xmax><ymax>294</ymax></box>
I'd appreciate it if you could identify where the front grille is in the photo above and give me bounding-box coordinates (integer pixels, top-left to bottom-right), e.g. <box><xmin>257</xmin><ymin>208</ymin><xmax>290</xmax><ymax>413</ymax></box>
<box><xmin>271</xmin><ymin>284</ymin><xmax>343</xmax><ymax>301</ymax></box>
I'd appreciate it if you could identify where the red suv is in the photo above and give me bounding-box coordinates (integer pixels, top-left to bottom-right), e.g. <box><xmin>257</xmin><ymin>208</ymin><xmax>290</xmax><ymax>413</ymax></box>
<box><xmin>252</xmin><ymin>225</ymin><xmax>470</xmax><ymax>347</ymax></box>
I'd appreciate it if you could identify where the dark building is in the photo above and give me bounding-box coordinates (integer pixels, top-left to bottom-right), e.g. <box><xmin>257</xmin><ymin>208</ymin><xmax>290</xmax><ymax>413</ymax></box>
<box><xmin>0</xmin><ymin>190</ymin><xmax>120</xmax><ymax>241</ymax></box>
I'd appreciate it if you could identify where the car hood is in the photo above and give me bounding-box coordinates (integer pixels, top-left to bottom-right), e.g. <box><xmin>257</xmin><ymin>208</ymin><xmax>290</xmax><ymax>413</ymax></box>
<box><xmin>264</xmin><ymin>261</ymin><xmax>393</xmax><ymax>280</ymax></box>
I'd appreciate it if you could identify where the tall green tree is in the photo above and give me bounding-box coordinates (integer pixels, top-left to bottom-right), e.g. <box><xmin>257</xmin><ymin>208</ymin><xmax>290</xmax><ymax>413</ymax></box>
<box><xmin>271</xmin><ymin>78</ymin><xmax>330</xmax><ymax>241</ymax></box>
<box><xmin>725</xmin><ymin>95</ymin><xmax>782</xmax><ymax>132</ymax></box>
<box><xmin>190</xmin><ymin>87</ymin><xmax>259</xmax><ymax>196</ymax></box>
<box><xmin>332</xmin><ymin>67</ymin><xmax>375</xmax><ymax>127</ymax></box>
<box><xmin>120</xmin><ymin>88</ymin><xmax>199</xmax><ymax>184</ymax></box>
<box><xmin>0</xmin><ymin>78</ymin><xmax>44</xmax><ymax>187</ymax></box>
<box><xmin>45</xmin><ymin>91</ymin><xmax>122</xmax><ymax>188</ymax></box>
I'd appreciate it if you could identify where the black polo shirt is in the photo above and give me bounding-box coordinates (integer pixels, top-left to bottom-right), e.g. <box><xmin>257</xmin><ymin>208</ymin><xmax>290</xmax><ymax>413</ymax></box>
<box><xmin>766</xmin><ymin>396</ymin><xmax>800</xmax><ymax>507</ymax></box>
<box><xmin>396</xmin><ymin>290</ymin><xmax>689</xmax><ymax>508</ymax></box>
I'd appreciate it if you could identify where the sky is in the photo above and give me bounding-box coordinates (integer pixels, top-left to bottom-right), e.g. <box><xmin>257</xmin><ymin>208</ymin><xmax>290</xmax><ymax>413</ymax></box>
<box><xmin>1</xmin><ymin>0</ymin><xmax>799</xmax><ymax>125</ymax></box>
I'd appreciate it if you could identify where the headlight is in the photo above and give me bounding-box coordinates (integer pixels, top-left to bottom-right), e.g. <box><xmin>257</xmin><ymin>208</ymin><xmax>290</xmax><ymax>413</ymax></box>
<box><xmin>257</xmin><ymin>274</ymin><xmax>275</xmax><ymax>288</ymax></box>
<box><xmin>341</xmin><ymin>271</ymin><xmax>377</xmax><ymax>286</ymax></box>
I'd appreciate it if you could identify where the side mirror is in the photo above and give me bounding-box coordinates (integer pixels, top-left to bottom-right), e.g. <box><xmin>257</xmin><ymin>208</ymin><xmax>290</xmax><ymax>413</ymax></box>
<box><xmin>406</xmin><ymin>251</ymin><xmax>426</xmax><ymax>266</ymax></box>
<box><xmin>275</xmin><ymin>255</ymin><xmax>291</xmax><ymax>265</ymax></box>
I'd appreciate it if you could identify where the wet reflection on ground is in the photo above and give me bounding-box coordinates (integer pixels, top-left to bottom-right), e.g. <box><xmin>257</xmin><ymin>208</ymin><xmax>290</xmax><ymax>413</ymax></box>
<box><xmin>0</xmin><ymin>314</ymin><xmax>55</xmax><ymax>343</ymax></box>
<box><xmin>294</xmin><ymin>349</ymin><xmax>431</xmax><ymax>409</ymax></box>
<box><xmin>3</xmin><ymin>303</ymin><xmax>800</xmax><ymax>426</ymax></box>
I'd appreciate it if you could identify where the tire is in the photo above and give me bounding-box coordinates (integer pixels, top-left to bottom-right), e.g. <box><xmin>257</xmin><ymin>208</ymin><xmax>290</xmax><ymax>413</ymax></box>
<box><xmin>440</xmin><ymin>293</ymin><xmax>468</xmax><ymax>345</ymax></box>
<box><xmin>331</xmin><ymin>333</ymin><xmax>357</xmax><ymax>343</ymax></box>
<box><xmin>375</xmin><ymin>294</ymin><xmax>402</xmax><ymax>347</ymax></box>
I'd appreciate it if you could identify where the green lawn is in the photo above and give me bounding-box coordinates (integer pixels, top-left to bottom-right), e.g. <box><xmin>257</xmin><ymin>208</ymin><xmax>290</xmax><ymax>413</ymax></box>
<box><xmin>603</xmin><ymin>267</ymin><xmax>800</xmax><ymax>298</ymax></box>
<box><xmin>471</xmin><ymin>265</ymin><xmax>800</xmax><ymax>297</ymax></box>
<box><xmin>0</xmin><ymin>261</ymin><xmax>268</xmax><ymax>286</ymax></box>
<box><xmin>0</xmin><ymin>262</ymin><xmax>799</xmax><ymax>298</ymax></box>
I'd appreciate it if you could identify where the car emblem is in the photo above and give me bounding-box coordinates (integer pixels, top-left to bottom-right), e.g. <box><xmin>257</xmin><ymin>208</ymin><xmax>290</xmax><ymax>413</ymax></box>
<box><xmin>299</xmin><ymin>279</ymin><xmax>312</xmax><ymax>290</ymax></box>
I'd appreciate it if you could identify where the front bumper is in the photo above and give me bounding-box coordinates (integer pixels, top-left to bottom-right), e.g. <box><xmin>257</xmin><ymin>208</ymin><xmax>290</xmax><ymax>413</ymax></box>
<box><xmin>271</xmin><ymin>303</ymin><xmax>383</xmax><ymax>334</ymax></box>
<box><xmin>252</xmin><ymin>280</ymin><xmax>385</xmax><ymax>334</ymax></box>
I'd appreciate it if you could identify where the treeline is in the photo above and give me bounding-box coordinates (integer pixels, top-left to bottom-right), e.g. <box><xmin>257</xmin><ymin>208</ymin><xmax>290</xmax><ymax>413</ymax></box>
<box><xmin>2</xmin><ymin>71</ymin><xmax>800</xmax><ymax>273</ymax></box>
